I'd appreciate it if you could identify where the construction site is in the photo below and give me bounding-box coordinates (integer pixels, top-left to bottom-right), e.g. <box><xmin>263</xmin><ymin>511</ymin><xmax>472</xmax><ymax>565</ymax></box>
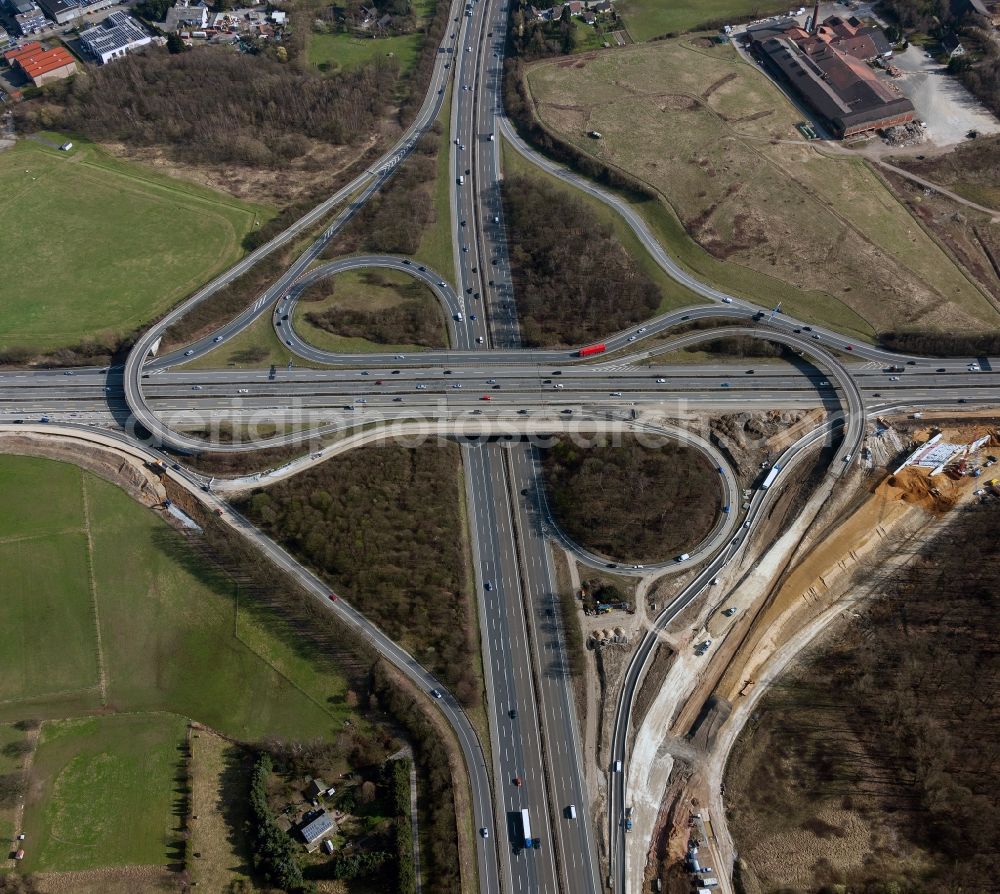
<box><xmin>557</xmin><ymin>408</ymin><xmax>1000</xmax><ymax>894</ymax></box>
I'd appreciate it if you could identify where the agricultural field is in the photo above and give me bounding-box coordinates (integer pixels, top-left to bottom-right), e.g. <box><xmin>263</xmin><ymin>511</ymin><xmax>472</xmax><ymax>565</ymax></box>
<box><xmin>20</xmin><ymin>714</ymin><xmax>188</xmax><ymax>873</ymax></box>
<box><xmin>0</xmin><ymin>457</ymin><xmax>100</xmax><ymax>706</ymax></box>
<box><xmin>616</xmin><ymin>0</ymin><xmax>784</xmax><ymax>40</ymax></box>
<box><xmin>525</xmin><ymin>39</ymin><xmax>1000</xmax><ymax>340</ymax></box>
<box><xmin>0</xmin><ymin>453</ymin><xmax>354</xmax><ymax>738</ymax></box>
<box><xmin>0</xmin><ymin>137</ymin><xmax>270</xmax><ymax>354</ymax></box>
<box><xmin>294</xmin><ymin>268</ymin><xmax>447</xmax><ymax>353</ymax></box>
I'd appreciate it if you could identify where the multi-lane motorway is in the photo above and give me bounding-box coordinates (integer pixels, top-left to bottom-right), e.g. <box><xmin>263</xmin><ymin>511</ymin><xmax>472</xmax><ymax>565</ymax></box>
<box><xmin>5</xmin><ymin>0</ymin><xmax>1000</xmax><ymax>887</ymax></box>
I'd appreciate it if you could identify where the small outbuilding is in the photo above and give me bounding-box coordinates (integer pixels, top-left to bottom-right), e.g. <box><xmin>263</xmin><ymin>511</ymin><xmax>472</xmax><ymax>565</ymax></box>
<box><xmin>305</xmin><ymin>777</ymin><xmax>327</xmax><ymax>801</ymax></box>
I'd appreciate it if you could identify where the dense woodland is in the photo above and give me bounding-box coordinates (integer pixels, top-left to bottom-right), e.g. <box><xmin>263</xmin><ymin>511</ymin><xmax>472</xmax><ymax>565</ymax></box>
<box><xmin>502</xmin><ymin>173</ymin><xmax>661</xmax><ymax>346</ymax></box>
<box><xmin>727</xmin><ymin>499</ymin><xmax>1000</xmax><ymax>891</ymax></box>
<box><xmin>541</xmin><ymin>436</ymin><xmax>720</xmax><ymax>562</ymax></box>
<box><xmin>18</xmin><ymin>49</ymin><xmax>397</xmax><ymax>167</ymax></box>
<box><xmin>238</xmin><ymin>445</ymin><xmax>482</xmax><ymax>708</ymax></box>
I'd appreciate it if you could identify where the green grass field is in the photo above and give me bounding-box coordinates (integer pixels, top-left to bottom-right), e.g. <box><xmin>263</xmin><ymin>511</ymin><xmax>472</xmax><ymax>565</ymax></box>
<box><xmin>21</xmin><ymin>714</ymin><xmax>187</xmax><ymax>872</ymax></box>
<box><xmin>308</xmin><ymin>0</ymin><xmax>434</xmax><ymax>74</ymax></box>
<box><xmin>294</xmin><ymin>267</ymin><xmax>446</xmax><ymax>353</ymax></box>
<box><xmin>0</xmin><ymin>455</ymin><xmax>350</xmax><ymax>742</ymax></box>
<box><xmin>309</xmin><ymin>31</ymin><xmax>423</xmax><ymax>73</ymax></box>
<box><xmin>617</xmin><ymin>0</ymin><xmax>783</xmax><ymax>40</ymax></box>
<box><xmin>0</xmin><ymin>457</ymin><xmax>100</xmax><ymax>704</ymax></box>
<box><xmin>525</xmin><ymin>39</ymin><xmax>998</xmax><ymax>339</ymax></box>
<box><xmin>0</xmin><ymin>137</ymin><xmax>271</xmax><ymax>353</ymax></box>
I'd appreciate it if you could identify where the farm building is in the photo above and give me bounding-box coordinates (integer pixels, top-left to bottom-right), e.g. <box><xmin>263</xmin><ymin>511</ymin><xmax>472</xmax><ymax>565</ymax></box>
<box><xmin>3</xmin><ymin>41</ymin><xmax>77</xmax><ymax>85</ymax></box>
<box><xmin>747</xmin><ymin>11</ymin><xmax>914</xmax><ymax>138</ymax></box>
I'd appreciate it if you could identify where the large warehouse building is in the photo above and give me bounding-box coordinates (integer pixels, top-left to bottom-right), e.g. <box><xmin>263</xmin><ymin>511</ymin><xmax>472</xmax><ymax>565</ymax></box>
<box><xmin>747</xmin><ymin>10</ymin><xmax>914</xmax><ymax>138</ymax></box>
<box><xmin>3</xmin><ymin>40</ymin><xmax>76</xmax><ymax>85</ymax></box>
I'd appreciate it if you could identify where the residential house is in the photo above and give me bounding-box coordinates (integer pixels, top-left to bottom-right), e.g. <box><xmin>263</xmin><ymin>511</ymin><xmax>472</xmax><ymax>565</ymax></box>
<box><xmin>299</xmin><ymin>810</ymin><xmax>334</xmax><ymax>848</ymax></box>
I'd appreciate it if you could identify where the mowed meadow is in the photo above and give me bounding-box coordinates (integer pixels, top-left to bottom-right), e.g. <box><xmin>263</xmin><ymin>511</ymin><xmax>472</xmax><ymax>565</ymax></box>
<box><xmin>0</xmin><ymin>138</ymin><xmax>269</xmax><ymax>354</ymax></box>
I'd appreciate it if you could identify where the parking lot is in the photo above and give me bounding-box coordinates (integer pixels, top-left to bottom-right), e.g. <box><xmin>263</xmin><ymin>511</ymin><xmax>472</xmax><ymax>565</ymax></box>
<box><xmin>891</xmin><ymin>44</ymin><xmax>1000</xmax><ymax>147</ymax></box>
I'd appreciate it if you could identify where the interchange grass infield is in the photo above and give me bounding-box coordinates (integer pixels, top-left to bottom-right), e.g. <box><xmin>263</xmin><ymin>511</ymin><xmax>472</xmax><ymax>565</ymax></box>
<box><xmin>0</xmin><ymin>136</ymin><xmax>271</xmax><ymax>353</ymax></box>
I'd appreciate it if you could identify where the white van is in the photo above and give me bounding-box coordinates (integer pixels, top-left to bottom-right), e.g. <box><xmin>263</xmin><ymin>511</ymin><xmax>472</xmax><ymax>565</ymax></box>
<box><xmin>455</xmin><ymin>312</ymin><xmax>464</xmax><ymax>321</ymax></box>
<box><xmin>613</xmin><ymin>760</ymin><xmax>622</xmax><ymax>773</ymax></box>
<box><xmin>457</xmin><ymin>175</ymin><xmax>465</xmax><ymax>185</ymax></box>
<box><xmin>566</xmin><ymin>805</ymin><xmax>576</xmax><ymax>819</ymax></box>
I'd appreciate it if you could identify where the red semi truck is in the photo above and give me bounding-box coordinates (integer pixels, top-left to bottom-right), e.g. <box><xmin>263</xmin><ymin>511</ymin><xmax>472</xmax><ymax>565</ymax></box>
<box><xmin>578</xmin><ymin>343</ymin><xmax>607</xmax><ymax>358</ymax></box>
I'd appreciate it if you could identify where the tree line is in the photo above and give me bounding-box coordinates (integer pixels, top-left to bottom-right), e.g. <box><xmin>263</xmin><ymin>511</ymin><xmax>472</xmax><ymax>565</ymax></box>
<box><xmin>502</xmin><ymin>172</ymin><xmax>661</xmax><ymax>346</ymax></box>
<box><xmin>372</xmin><ymin>663</ymin><xmax>462</xmax><ymax>894</ymax></box>
<box><xmin>879</xmin><ymin>329</ymin><xmax>1000</xmax><ymax>356</ymax></box>
<box><xmin>249</xmin><ymin>752</ymin><xmax>308</xmax><ymax>891</ymax></box>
